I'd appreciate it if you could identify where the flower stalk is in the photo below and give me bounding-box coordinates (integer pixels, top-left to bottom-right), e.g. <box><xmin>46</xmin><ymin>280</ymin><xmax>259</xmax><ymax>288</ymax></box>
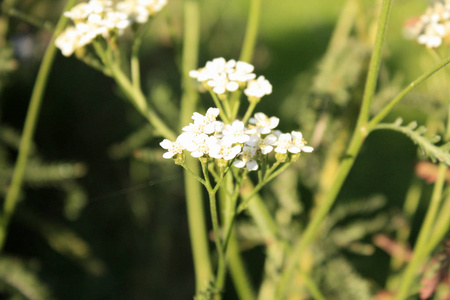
<box><xmin>0</xmin><ymin>0</ymin><xmax>78</xmax><ymax>252</ymax></box>
<box><xmin>274</xmin><ymin>0</ymin><xmax>392</xmax><ymax>297</ymax></box>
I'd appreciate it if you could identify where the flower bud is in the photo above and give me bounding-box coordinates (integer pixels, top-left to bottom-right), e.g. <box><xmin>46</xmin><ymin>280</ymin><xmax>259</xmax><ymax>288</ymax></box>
<box><xmin>275</xmin><ymin>152</ymin><xmax>288</xmax><ymax>163</ymax></box>
<box><xmin>290</xmin><ymin>152</ymin><xmax>301</xmax><ymax>162</ymax></box>
<box><xmin>174</xmin><ymin>153</ymin><xmax>185</xmax><ymax>165</ymax></box>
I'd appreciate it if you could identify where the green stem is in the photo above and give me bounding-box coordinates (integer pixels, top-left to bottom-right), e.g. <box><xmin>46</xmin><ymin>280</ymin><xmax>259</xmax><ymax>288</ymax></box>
<box><xmin>425</xmin><ymin>191</ymin><xmax>450</xmax><ymax>255</ymax></box>
<box><xmin>3</xmin><ymin>7</ymin><xmax>53</xmax><ymax>31</ymax></box>
<box><xmin>181</xmin><ymin>162</ymin><xmax>206</xmax><ymax>186</ymax></box>
<box><xmin>237</xmin><ymin>162</ymin><xmax>291</xmax><ymax>213</ymax></box>
<box><xmin>94</xmin><ymin>41</ymin><xmax>176</xmax><ymax>140</ymax></box>
<box><xmin>230</xmin><ymin>91</ymin><xmax>243</xmax><ymax>121</ymax></box>
<box><xmin>201</xmin><ymin>162</ymin><xmax>225</xmax><ymax>299</ymax></box>
<box><xmin>208</xmin><ymin>90</ymin><xmax>230</xmax><ymax>123</ymax></box>
<box><xmin>368</xmin><ymin>56</ymin><xmax>450</xmax><ymax>129</ymax></box>
<box><xmin>355</xmin><ymin>0</ymin><xmax>392</xmax><ymax>130</ymax></box>
<box><xmin>239</xmin><ymin>0</ymin><xmax>262</xmax><ymax>62</ymax></box>
<box><xmin>275</xmin><ymin>1</ymin><xmax>392</xmax><ymax>297</ymax></box>
<box><xmin>227</xmin><ymin>230</ymin><xmax>256</xmax><ymax>300</ymax></box>
<box><xmin>131</xmin><ymin>24</ymin><xmax>149</xmax><ymax>90</ymax></box>
<box><xmin>222</xmin><ymin>173</ymin><xmax>245</xmax><ymax>252</ymax></box>
<box><xmin>180</xmin><ymin>0</ymin><xmax>214</xmax><ymax>294</ymax></box>
<box><xmin>394</xmin><ymin>163</ymin><xmax>447</xmax><ymax>299</ymax></box>
<box><xmin>275</xmin><ymin>132</ymin><xmax>366</xmax><ymax>299</ymax></box>
<box><xmin>241</xmin><ymin>100</ymin><xmax>258</xmax><ymax>125</ymax></box>
<box><xmin>0</xmin><ymin>0</ymin><xmax>78</xmax><ymax>252</ymax></box>
<box><xmin>301</xmin><ymin>272</ymin><xmax>327</xmax><ymax>300</ymax></box>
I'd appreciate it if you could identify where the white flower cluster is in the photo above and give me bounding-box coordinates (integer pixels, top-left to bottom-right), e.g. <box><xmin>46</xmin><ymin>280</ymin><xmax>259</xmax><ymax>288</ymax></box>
<box><xmin>404</xmin><ymin>0</ymin><xmax>450</xmax><ymax>48</ymax></box>
<box><xmin>160</xmin><ymin>108</ymin><xmax>313</xmax><ymax>171</ymax></box>
<box><xmin>189</xmin><ymin>58</ymin><xmax>272</xmax><ymax>100</ymax></box>
<box><xmin>56</xmin><ymin>0</ymin><xmax>167</xmax><ymax>56</ymax></box>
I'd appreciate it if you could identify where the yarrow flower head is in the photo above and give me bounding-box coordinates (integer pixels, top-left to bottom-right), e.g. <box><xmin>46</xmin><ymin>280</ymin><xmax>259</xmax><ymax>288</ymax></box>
<box><xmin>160</xmin><ymin>108</ymin><xmax>313</xmax><ymax>172</ymax></box>
<box><xmin>56</xmin><ymin>0</ymin><xmax>167</xmax><ymax>56</ymax></box>
<box><xmin>404</xmin><ymin>0</ymin><xmax>450</xmax><ymax>48</ymax></box>
<box><xmin>244</xmin><ymin>76</ymin><xmax>273</xmax><ymax>100</ymax></box>
<box><xmin>189</xmin><ymin>58</ymin><xmax>272</xmax><ymax>102</ymax></box>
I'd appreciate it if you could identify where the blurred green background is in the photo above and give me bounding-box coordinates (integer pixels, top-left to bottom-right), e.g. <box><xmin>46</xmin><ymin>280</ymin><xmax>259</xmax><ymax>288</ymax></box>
<box><xmin>0</xmin><ymin>0</ymin><xmax>445</xmax><ymax>299</ymax></box>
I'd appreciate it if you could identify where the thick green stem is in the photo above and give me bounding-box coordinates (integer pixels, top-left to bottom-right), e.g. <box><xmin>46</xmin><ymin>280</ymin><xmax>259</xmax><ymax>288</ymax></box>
<box><xmin>180</xmin><ymin>0</ymin><xmax>214</xmax><ymax>294</ymax></box>
<box><xmin>394</xmin><ymin>163</ymin><xmax>447</xmax><ymax>299</ymax></box>
<box><xmin>425</xmin><ymin>191</ymin><xmax>450</xmax><ymax>255</ymax></box>
<box><xmin>274</xmin><ymin>1</ymin><xmax>392</xmax><ymax>297</ymax></box>
<box><xmin>275</xmin><ymin>132</ymin><xmax>365</xmax><ymax>299</ymax></box>
<box><xmin>0</xmin><ymin>0</ymin><xmax>78</xmax><ymax>252</ymax></box>
<box><xmin>239</xmin><ymin>0</ymin><xmax>261</xmax><ymax>62</ymax></box>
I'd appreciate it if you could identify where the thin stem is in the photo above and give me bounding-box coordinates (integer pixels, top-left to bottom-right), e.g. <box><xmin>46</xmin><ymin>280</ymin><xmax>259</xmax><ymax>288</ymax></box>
<box><xmin>355</xmin><ymin>0</ymin><xmax>392</xmax><ymax>130</ymax></box>
<box><xmin>0</xmin><ymin>0</ymin><xmax>78</xmax><ymax>252</ymax></box>
<box><xmin>202</xmin><ymin>162</ymin><xmax>225</xmax><ymax>299</ymax></box>
<box><xmin>239</xmin><ymin>0</ymin><xmax>262</xmax><ymax>62</ymax></box>
<box><xmin>4</xmin><ymin>7</ymin><xmax>53</xmax><ymax>31</ymax></box>
<box><xmin>241</xmin><ymin>100</ymin><xmax>258</xmax><ymax>125</ymax></box>
<box><xmin>222</xmin><ymin>172</ymin><xmax>246</xmax><ymax>252</ymax></box>
<box><xmin>180</xmin><ymin>0</ymin><xmax>214</xmax><ymax>293</ymax></box>
<box><xmin>94</xmin><ymin>40</ymin><xmax>176</xmax><ymax>140</ymax></box>
<box><xmin>237</xmin><ymin>162</ymin><xmax>291</xmax><ymax>213</ymax></box>
<box><xmin>394</xmin><ymin>163</ymin><xmax>447</xmax><ymax>299</ymax></box>
<box><xmin>230</xmin><ymin>91</ymin><xmax>243</xmax><ymax>121</ymax></box>
<box><xmin>368</xmin><ymin>56</ymin><xmax>450</xmax><ymax>129</ymax></box>
<box><xmin>301</xmin><ymin>272</ymin><xmax>327</xmax><ymax>300</ymax></box>
<box><xmin>131</xmin><ymin>24</ymin><xmax>150</xmax><ymax>90</ymax></box>
<box><xmin>181</xmin><ymin>162</ymin><xmax>206</xmax><ymax>186</ymax></box>
<box><xmin>275</xmin><ymin>133</ymin><xmax>365</xmax><ymax>299</ymax></box>
<box><xmin>212</xmin><ymin>165</ymin><xmax>232</xmax><ymax>194</ymax></box>
<box><xmin>208</xmin><ymin>90</ymin><xmax>230</xmax><ymax>123</ymax></box>
<box><xmin>214</xmin><ymin>180</ymin><xmax>238</xmax><ymax>297</ymax></box>
<box><xmin>275</xmin><ymin>1</ymin><xmax>392</xmax><ymax>297</ymax></box>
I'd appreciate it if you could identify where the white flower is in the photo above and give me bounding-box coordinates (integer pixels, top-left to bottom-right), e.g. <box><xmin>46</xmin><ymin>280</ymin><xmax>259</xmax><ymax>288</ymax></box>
<box><xmin>274</xmin><ymin>133</ymin><xmax>292</xmax><ymax>154</ymax></box>
<box><xmin>290</xmin><ymin>131</ymin><xmax>314</xmax><ymax>153</ymax></box>
<box><xmin>56</xmin><ymin>0</ymin><xmax>166</xmax><ymax>56</ymax></box>
<box><xmin>209</xmin><ymin>139</ymin><xmax>241</xmax><ymax>160</ymax></box>
<box><xmin>75</xmin><ymin>21</ymin><xmax>108</xmax><ymax>47</ymax></box>
<box><xmin>103</xmin><ymin>11</ymin><xmax>130</xmax><ymax>30</ymax></box>
<box><xmin>188</xmin><ymin>134</ymin><xmax>218</xmax><ymax>158</ymax></box>
<box><xmin>64</xmin><ymin>3</ymin><xmax>93</xmax><ymax>20</ymax></box>
<box><xmin>191</xmin><ymin>107</ymin><xmax>219</xmax><ymax>124</ymax></box>
<box><xmin>184</xmin><ymin>108</ymin><xmax>218</xmax><ymax>136</ymax></box>
<box><xmin>244</xmin><ymin>76</ymin><xmax>272</xmax><ymax>99</ymax></box>
<box><xmin>249</xmin><ymin>112</ymin><xmax>279</xmax><ymax>134</ymax></box>
<box><xmin>190</xmin><ymin>58</ymin><xmax>256</xmax><ymax>96</ymax></box>
<box><xmin>55</xmin><ymin>26</ymin><xmax>82</xmax><ymax>57</ymax></box>
<box><xmin>160</xmin><ymin>138</ymin><xmax>185</xmax><ymax>159</ymax></box>
<box><xmin>207</xmin><ymin>73</ymin><xmax>239</xmax><ymax>94</ymax></box>
<box><xmin>233</xmin><ymin>146</ymin><xmax>258</xmax><ymax>171</ymax></box>
<box><xmin>222</xmin><ymin>120</ymin><xmax>250</xmax><ymax>144</ymax></box>
<box><xmin>247</xmin><ymin>134</ymin><xmax>277</xmax><ymax>155</ymax></box>
<box><xmin>405</xmin><ymin>0</ymin><xmax>450</xmax><ymax>48</ymax></box>
<box><xmin>228</xmin><ymin>61</ymin><xmax>256</xmax><ymax>82</ymax></box>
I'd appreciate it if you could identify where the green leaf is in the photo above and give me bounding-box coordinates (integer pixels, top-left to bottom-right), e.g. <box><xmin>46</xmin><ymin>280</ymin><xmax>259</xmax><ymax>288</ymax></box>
<box><xmin>373</xmin><ymin>118</ymin><xmax>450</xmax><ymax>166</ymax></box>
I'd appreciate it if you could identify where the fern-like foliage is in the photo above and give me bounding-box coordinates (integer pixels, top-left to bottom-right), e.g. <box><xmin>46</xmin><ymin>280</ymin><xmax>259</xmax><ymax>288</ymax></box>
<box><xmin>373</xmin><ymin>118</ymin><xmax>450</xmax><ymax>166</ymax></box>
